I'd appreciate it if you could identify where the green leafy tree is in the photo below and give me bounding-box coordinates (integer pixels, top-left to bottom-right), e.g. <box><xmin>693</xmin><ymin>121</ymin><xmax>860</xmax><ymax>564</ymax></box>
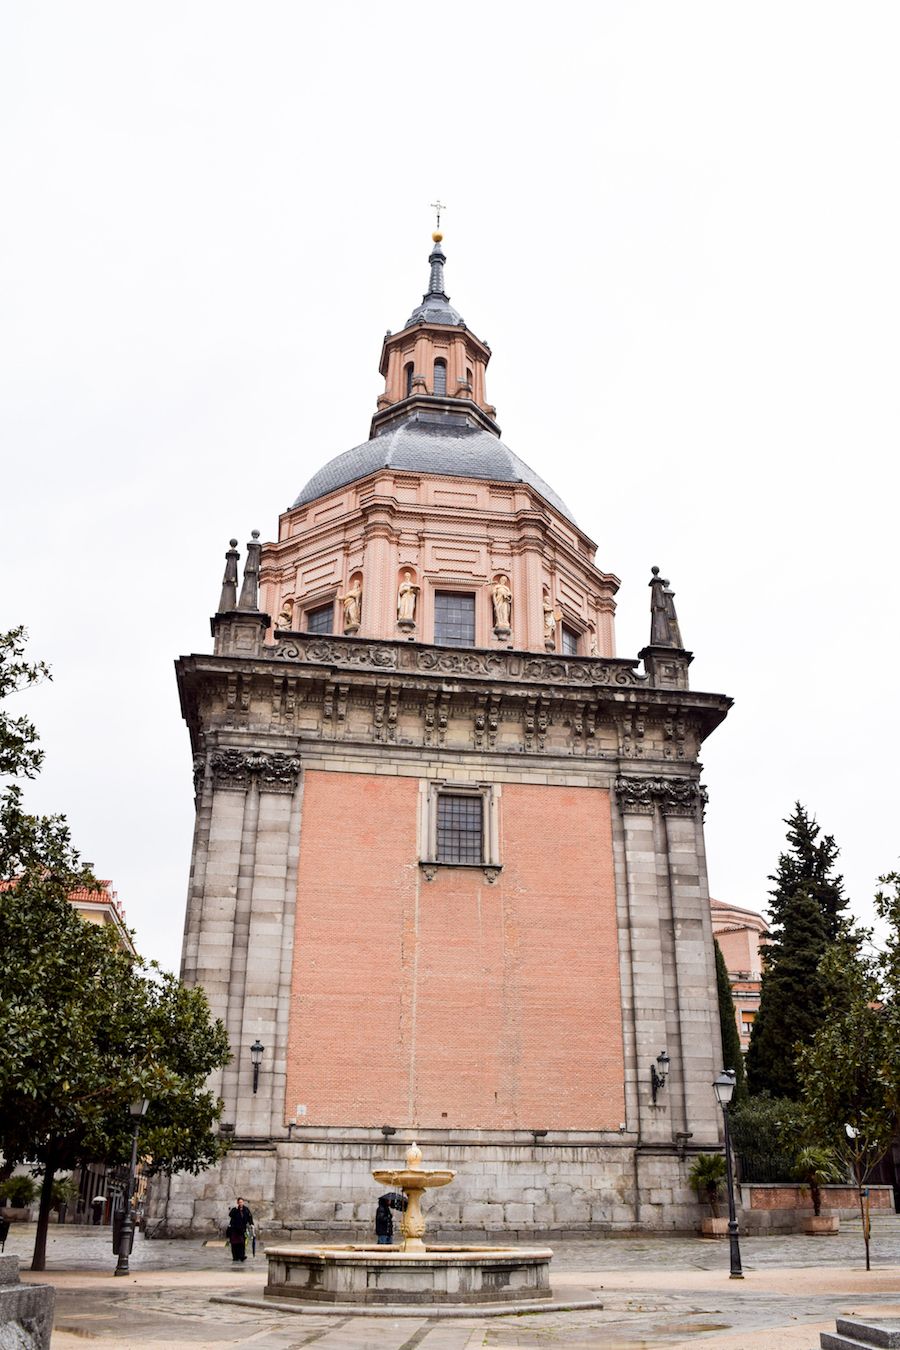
<box><xmin>0</xmin><ymin>628</ymin><xmax>231</xmax><ymax>1270</ymax></box>
<box><xmin>714</xmin><ymin>940</ymin><xmax>747</xmax><ymax>1102</ymax></box>
<box><xmin>795</xmin><ymin>876</ymin><xmax>900</xmax><ymax>1270</ymax></box>
<box><xmin>747</xmin><ymin>805</ymin><xmax>850</xmax><ymax>1098</ymax></box>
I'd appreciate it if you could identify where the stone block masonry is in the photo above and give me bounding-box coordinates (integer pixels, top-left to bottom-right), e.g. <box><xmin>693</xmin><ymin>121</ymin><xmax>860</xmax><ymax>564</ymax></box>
<box><xmin>152</xmin><ymin>1137</ymin><xmax>715</xmax><ymax>1237</ymax></box>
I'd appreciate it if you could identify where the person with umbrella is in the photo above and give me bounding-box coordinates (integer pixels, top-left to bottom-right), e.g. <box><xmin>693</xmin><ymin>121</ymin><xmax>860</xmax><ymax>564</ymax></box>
<box><xmin>375</xmin><ymin>1191</ymin><xmax>406</xmax><ymax>1245</ymax></box>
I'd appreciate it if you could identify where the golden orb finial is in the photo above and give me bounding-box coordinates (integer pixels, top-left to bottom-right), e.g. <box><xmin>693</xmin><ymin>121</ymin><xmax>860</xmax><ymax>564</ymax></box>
<box><xmin>432</xmin><ymin>230</ymin><xmax>443</xmax><ymax>243</ymax></box>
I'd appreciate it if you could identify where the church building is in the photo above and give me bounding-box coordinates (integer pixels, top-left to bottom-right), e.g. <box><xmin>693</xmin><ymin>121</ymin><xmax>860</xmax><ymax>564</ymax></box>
<box><xmin>154</xmin><ymin>229</ymin><xmax>733</xmax><ymax>1236</ymax></box>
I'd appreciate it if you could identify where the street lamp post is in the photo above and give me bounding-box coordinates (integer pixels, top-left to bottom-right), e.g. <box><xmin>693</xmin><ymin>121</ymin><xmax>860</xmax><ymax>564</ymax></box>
<box><xmin>712</xmin><ymin>1068</ymin><xmax>743</xmax><ymax>1280</ymax></box>
<box><xmin>114</xmin><ymin>1097</ymin><xmax>149</xmax><ymax>1277</ymax></box>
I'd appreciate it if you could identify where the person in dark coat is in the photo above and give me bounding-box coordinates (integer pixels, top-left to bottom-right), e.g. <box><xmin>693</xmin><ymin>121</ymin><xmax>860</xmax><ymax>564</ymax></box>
<box><xmin>375</xmin><ymin>1196</ymin><xmax>393</xmax><ymax>1245</ymax></box>
<box><xmin>227</xmin><ymin>1197</ymin><xmax>253</xmax><ymax>1262</ymax></box>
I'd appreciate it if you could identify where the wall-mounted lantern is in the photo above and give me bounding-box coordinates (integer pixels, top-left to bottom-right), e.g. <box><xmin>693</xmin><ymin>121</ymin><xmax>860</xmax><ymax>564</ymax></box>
<box><xmin>250</xmin><ymin>1039</ymin><xmax>265</xmax><ymax>1094</ymax></box>
<box><xmin>650</xmin><ymin>1049</ymin><xmax>670</xmax><ymax>1103</ymax></box>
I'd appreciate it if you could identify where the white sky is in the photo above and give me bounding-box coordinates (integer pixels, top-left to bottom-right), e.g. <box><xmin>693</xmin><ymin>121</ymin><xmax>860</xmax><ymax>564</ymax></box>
<box><xmin>3</xmin><ymin>3</ymin><xmax>898</xmax><ymax>973</ymax></box>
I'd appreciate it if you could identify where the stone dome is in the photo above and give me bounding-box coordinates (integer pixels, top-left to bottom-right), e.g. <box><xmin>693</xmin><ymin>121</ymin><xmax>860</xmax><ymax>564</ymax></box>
<box><xmin>293</xmin><ymin>415</ymin><xmax>577</xmax><ymax>525</ymax></box>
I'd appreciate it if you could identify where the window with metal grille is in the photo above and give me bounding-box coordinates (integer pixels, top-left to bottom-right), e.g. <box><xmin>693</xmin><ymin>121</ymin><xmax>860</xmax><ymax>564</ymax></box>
<box><xmin>561</xmin><ymin>625</ymin><xmax>579</xmax><ymax>656</ymax></box>
<box><xmin>433</xmin><ymin>359</ymin><xmax>447</xmax><ymax>396</ymax></box>
<box><xmin>404</xmin><ymin>362</ymin><xmax>414</xmax><ymax>397</ymax></box>
<box><xmin>304</xmin><ymin>603</ymin><xmax>333</xmax><ymax>634</ymax></box>
<box><xmin>436</xmin><ymin>794</ymin><xmax>483</xmax><ymax>864</ymax></box>
<box><xmin>434</xmin><ymin>591</ymin><xmax>475</xmax><ymax>647</ymax></box>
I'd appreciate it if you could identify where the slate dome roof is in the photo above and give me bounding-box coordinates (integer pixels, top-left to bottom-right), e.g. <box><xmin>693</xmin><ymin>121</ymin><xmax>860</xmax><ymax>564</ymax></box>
<box><xmin>292</xmin><ymin>417</ymin><xmax>577</xmax><ymax>525</ymax></box>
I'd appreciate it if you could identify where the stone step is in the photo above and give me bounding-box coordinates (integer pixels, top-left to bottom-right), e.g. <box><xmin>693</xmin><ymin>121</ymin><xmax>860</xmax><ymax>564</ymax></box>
<box><xmin>820</xmin><ymin>1318</ymin><xmax>900</xmax><ymax>1349</ymax></box>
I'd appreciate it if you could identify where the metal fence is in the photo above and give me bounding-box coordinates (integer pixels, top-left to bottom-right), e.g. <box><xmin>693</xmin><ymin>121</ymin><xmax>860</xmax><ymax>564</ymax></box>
<box><xmin>735</xmin><ymin>1151</ymin><xmax>797</xmax><ymax>1184</ymax></box>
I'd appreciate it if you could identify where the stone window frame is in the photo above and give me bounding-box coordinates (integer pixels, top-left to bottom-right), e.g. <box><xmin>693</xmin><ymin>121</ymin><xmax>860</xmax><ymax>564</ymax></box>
<box><xmin>296</xmin><ymin>582</ymin><xmax>341</xmax><ymax>636</ymax></box>
<box><xmin>432</xmin><ymin>588</ymin><xmax>477</xmax><ymax>647</ymax></box>
<box><xmin>418</xmin><ymin>780</ymin><xmax>502</xmax><ymax>883</ymax></box>
<box><xmin>303</xmin><ymin>600</ymin><xmax>335</xmax><ymax>635</ymax></box>
<box><xmin>560</xmin><ymin>623</ymin><xmax>580</xmax><ymax>656</ymax></box>
<box><xmin>553</xmin><ymin>604</ymin><xmax>589</xmax><ymax>656</ymax></box>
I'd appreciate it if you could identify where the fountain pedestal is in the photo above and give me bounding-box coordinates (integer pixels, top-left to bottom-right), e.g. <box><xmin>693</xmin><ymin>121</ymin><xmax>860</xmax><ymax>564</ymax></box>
<box><xmin>371</xmin><ymin>1141</ymin><xmax>453</xmax><ymax>1252</ymax></box>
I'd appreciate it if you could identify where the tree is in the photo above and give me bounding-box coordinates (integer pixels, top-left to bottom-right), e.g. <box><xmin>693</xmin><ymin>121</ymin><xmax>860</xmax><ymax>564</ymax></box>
<box><xmin>714</xmin><ymin>940</ymin><xmax>747</xmax><ymax>1102</ymax></box>
<box><xmin>792</xmin><ymin>1145</ymin><xmax>840</xmax><ymax>1217</ymax></box>
<box><xmin>746</xmin><ymin>889</ymin><xmax>829</xmax><ymax>1098</ymax></box>
<box><xmin>746</xmin><ymin>804</ymin><xmax>850</xmax><ymax>1098</ymax></box>
<box><xmin>795</xmin><ymin>877</ymin><xmax>900</xmax><ymax>1270</ymax></box>
<box><xmin>767</xmin><ymin>803</ymin><xmax>849</xmax><ymax>943</ymax></box>
<box><xmin>688</xmin><ymin>1152</ymin><xmax>726</xmax><ymax>1218</ymax></box>
<box><xmin>0</xmin><ymin>628</ymin><xmax>231</xmax><ymax>1270</ymax></box>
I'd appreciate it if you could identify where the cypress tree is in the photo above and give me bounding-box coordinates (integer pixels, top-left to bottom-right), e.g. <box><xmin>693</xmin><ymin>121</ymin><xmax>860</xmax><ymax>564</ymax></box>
<box><xmin>714</xmin><ymin>939</ymin><xmax>747</xmax><ymax>1101</ymax></box>
<box><xmin>746</xmin><ymin>888</ymin><xmax>829</xmax><ymax>1097</ymax></box>
<box><xmin>766</xmin><ymin>803</ymin><xmax>848</xmax><ymax>944</ymax></box>
<box><xmin>747</xmin><ymin>803</ymin><xmax>847</xmax><ymax>1098</ymax></box>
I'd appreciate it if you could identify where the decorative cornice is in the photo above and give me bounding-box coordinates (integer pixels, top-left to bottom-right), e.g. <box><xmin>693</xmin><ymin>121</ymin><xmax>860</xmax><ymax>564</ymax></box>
<box><xmin>615</xmin><ymin>775</ymin><xmax>707</xmax><ymax>817</ymax></box>
<box><xmin>209</xmin><ymin>749</ymin><xmax>301</xmax><ymax>793</ymax></box>
<box><xmin>268</xmin><ymin>634</ymin><xmax>646</xmax><ymax>688</ymax></box>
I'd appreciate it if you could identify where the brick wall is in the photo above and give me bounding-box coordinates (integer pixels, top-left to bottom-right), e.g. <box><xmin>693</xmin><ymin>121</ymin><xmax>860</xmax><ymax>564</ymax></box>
<box><xmin>285</xmin><ymin>772</ymin><xmax>624</xmax><ymax>1131</ymax></box>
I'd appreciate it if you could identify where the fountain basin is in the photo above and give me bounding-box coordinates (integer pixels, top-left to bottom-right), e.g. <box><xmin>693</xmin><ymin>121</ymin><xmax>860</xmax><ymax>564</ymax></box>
<box><xmin>264</xmin><ymin>1243</ymin><xmax>553</xmax><ymax>1305</ymax></box>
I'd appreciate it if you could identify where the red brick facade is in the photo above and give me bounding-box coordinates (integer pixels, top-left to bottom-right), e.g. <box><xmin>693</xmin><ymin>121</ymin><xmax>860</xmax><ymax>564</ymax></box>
<box><xmin>286</xmin><ymin>771</ymin><xmax>624</xmax><ymax>1131</ymax></box>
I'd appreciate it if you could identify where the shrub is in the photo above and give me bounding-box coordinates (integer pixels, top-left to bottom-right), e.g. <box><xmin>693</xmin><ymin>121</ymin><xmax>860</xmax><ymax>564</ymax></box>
<box><xmin>728</xmin><ymin>1094</ymin><xmax>805</xmax><ymax>1182</ymax></box>
<box><xmin>688</xmin><ymin>1152</ymin><xmax>727</xmax><ymax>1218</ymax></box>
<box><xmin>2</xmin><ymin>1174</ymin><xmax>38</xmax><ymax>1208</ymax></box>
<box><xmin>793</xmin><ymin>1146</ymin><xmax>842</xmax><ymax>1216</ymax></box>
<box><xmin>50</xmin><ymin>1177</ymin><xmax>78</xmax><ymax>1209</ymax></box>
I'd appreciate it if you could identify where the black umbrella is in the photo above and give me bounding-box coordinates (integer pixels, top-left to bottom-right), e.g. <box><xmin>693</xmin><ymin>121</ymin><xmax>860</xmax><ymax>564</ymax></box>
<box><xmin>379</xmin><ymin>1191</ymin><xmax>408</xmax><ymax>1211</ymax></box>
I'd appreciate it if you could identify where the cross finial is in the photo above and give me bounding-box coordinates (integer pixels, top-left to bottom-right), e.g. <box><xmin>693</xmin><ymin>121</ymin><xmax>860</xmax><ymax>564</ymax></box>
<box><xmin>430</xmin><ymin>199</ymin><xmax>446</xmax><ymax>231</ymax></box>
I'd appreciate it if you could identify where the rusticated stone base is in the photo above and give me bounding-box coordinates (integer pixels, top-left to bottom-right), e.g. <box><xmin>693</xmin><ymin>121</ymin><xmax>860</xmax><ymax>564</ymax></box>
<box><xmin>0</xmin><ymin>1255</ymin><xmax>55</xmax><ymax>1350</ymax></box>
<box><xmin>148</xmin><ymin>1135</ymin><xmax>729</xmax><ymax>1238</ymax></box>
<box><xmin>264</xmin><ymin>1244</ymin><xmax>552</xmax><ymax>1304</ymax></box>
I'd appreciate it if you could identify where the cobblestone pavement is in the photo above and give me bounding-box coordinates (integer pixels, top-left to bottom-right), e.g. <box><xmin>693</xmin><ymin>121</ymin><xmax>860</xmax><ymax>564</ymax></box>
<box><xmin>5</xmin><ymin>1221</ymin><xmax>900</xmax><ymax>1350</ymax></box>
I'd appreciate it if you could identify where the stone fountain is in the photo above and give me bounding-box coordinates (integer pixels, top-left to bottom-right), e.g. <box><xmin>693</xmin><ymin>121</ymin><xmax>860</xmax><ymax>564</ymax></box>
<box><xmin>264</xmin><ymin>1142</ymin><xmax>553</xmax><ymax>1306</ymax></box>
<box><xmin>371</xmin><ymin>1139</ymin><xmax>453</xmax><ymax>1251</ymax></box>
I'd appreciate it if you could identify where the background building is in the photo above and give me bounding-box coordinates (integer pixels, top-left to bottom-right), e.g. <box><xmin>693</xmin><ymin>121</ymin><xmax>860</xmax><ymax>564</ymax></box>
<box><xmin>67</xmin><ymin>880</ymin><xmax>136</xmax><ymax>957</ymax></box>
<box><xmin>710</xmin><ymin>898</ymin><xmax>769</xmax><ymax>1052</ymax></box>
<box><xmin>153</xmin><ymin>233</ymin><xmax>733</xmax><ymax>1237</ymax></box>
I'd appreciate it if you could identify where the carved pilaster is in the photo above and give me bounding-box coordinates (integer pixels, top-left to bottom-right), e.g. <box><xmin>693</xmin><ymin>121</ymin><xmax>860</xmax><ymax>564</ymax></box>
<box><xmin>615</xmin><ymin>775</ymin><xmax>706</xmax><ymax>818</ymax></box>
<box><xmin>210</xmin><ymin>749</ymin><xmax>301</xmax><ymax>794</ymax></box>
<box><xmin>658</xmin><ymin>778</ymin><xmax>707</xmax><ymax>817</ymax></box>
<box><xmin>211</xmin><ymin>748</ymin><xmax>252</xmax><ymax>791</ymax></box>
<box><xmin>487</xmin><ymin>692</ymin><xmax>501</xmax><ymax>748</ymax></box>
<box><xmin>256</xmin><ymin>752</ymin><xmax>302</xmax><ymax>794</ymax></box>
<box><xmin>614</xmin><ymin>776</ymin><xmax>656</xmax><ymax>814</ymax></box>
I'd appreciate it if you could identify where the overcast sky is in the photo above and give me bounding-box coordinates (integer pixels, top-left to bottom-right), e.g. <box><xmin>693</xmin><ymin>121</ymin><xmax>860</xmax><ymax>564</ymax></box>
<box><xmin>3</xmin><ymin>3</ymin><xmax>898</xmax><ymax>973</ymax></box>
